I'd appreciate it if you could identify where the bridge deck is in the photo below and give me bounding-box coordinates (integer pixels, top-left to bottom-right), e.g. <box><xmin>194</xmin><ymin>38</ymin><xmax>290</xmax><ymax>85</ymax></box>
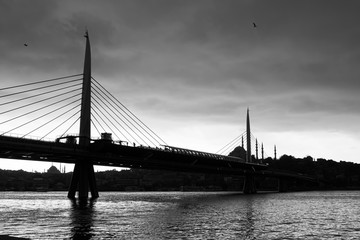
<box><xmin>0</xmin><ymin>136</ymin><xmax>318</xmax><ymax>182</ymax></box>
<box><xmin>0</xmin><ymin>135</ymin><xmax>268</xmax><ymax>174</ymax></box>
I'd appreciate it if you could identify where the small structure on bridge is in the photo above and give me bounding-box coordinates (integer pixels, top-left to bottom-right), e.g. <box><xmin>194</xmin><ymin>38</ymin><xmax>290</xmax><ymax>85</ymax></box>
<box><xmin>101</xmin><ymin>132</ymin><xmax>112</xmax><ymax>141</ymax></box>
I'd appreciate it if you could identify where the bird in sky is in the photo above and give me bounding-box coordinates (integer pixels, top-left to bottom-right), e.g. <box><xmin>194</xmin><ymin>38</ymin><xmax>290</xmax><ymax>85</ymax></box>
<box><xmin>24</xmin><ymin>43</ymin><xmax>28</xmax><ymax>47</ymax></box>
<box><xmin>252</xmin><ymin>22</ymin><xmax>257</xmax><ymax>28</ymax></box>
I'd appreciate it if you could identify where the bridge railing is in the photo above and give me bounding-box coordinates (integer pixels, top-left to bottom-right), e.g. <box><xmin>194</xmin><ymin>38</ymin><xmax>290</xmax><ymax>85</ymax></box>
<box><xmin>0</xmin><ymin>133</ymin><xmax>268</xmax><ymax>167</ymax></box>
<box><xmin>0</xmin><ymin>131</ymin><xmax>54</xmax><ymax>142</ymax></box>
<box><xmin>162</xmin><ymin>145</ymin><xmax>243</xmax><ymax>163</ymax></box>
<box><xmin>160</xmin><ymin>145</ymin><xmax>268</xmax><ymax>167</ymax></box>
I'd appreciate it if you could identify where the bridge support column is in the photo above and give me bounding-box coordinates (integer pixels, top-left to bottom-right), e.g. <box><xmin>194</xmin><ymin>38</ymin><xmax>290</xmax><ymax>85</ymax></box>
<box><xmin>67</xmin><ymin>31</ymin><xmax>99</xmax><ymax>200</ymax></box>
<box><xmin>243</xmin><ymin>172</ymin><xmax>257</xmax><ymax>194</ymax></box>
<box><xmin>278</xmin><ymin>177</ymin><xmax>288</xmax><ymax>193</ymax></box>
<box><xmin>68</xmin><ymin>161</ymin><xmax>99</xmax><ymax>199</ymax></box>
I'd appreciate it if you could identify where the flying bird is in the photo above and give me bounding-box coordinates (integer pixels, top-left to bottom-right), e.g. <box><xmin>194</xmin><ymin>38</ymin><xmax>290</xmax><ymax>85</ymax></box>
<box><xmin>252</xmin><ymin>22</ymin><xmax>257</xmax><ymax>28</ymax></box>
<box><xmin>24</xmin><ymin>43</ymin><xmax>28</xmax><ymax>47</ymax></box>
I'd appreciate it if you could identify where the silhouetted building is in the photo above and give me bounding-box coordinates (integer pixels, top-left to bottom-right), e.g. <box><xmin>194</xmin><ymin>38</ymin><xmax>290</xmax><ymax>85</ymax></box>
<box><xmin>228</xmin><ymin>146</ymin><xmax>247</xmax><ymax>159</ymax></box>
<box><xmin>47</xmin><ymin>166</ymin><xmax>61</xmax><ymax>174</ymax></box>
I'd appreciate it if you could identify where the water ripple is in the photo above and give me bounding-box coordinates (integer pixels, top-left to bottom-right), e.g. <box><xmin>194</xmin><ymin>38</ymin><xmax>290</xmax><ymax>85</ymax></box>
<box><xmin>1</xmin><ymin>191</ymin><xmax>360</xmax><ymax>239</ymax></box>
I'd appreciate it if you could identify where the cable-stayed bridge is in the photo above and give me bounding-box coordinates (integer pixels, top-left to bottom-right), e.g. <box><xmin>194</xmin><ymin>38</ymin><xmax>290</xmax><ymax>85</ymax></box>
<box><xmin>0</xmin><ymin>33</ymin><xmax>315</xmax><ymax>199</ymax></box>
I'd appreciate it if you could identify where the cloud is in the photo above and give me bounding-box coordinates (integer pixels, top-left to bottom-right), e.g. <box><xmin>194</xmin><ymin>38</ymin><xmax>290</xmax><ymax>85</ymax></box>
<box><xmin>1</xmin><ymin>0</ymin><xmax>360</xmax><ymax>164</ymax></box>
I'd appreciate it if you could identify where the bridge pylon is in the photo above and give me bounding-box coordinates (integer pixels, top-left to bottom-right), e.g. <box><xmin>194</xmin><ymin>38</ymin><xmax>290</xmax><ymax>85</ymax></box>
<box><xmin>246</xmin><ymin>108</ymin><xmax>251</xmax><ymax>163</ymax></box>
<box><xmin>243</xmin><ymin>171</ymin><xmax>257</xmax><ymax>194</ymax></box>
<box><xmin>243</xmin><ymin>108</ymin><xmax>257</xmax><ymax>193</ymax></box>
<box><xmin>67</xmin><ymin>32</ymin><xmax>99</xmax><ymax>200</ymax></box>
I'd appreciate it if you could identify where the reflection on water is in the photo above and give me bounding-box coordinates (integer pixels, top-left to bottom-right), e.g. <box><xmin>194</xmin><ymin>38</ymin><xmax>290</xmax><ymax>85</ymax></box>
<box><xmin>244</xmin><ymin>196</ymin><xmax>255</xmax><ymax>238</ymax></box>
<box><xmin>1</xmin><ymin>191</ymin><xmax>360</xmax><ymax>239</ymax></box>
<box><xmin>70</xmin><ymin>198</ymin><xmax>96</xmax><ymax>239</ymax></box>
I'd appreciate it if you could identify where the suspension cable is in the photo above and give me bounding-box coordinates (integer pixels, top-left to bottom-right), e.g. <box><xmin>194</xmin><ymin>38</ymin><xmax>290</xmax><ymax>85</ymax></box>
<box><xmin>220</xmin><ymin>137</ymin><xmax>244</xmax><ymax>156</ymax></box>
<box><xmin>91</xmin><ymin>87</ymin><xmax>158</xmax><ymax>146</ymax></box>
<box><xmin>0</xmin><ymin>78</ymin><xmax>82</xmax><ymax>99</ymax></box>
<box><xmin>92</xmin><ymin>77</ymin><xmax>167</xmax><ymax>145</ymax></box>
<box><xmin>1</xmin><ymin>98</ymin><xmax>80</xmax><ymax>136</ymax></box>
<box><xmin>91</xmin><ymin>101</ymin><xmax>122</xmax><ymax>141</ymax></box>
<box><xmin>0</xmin><ymin>82</ymin><xmax>82</xmax><ymax>107</ymax></box>
<box><xmin>91</xmin><ymin>83</ymin><xmax>146</xmax><ymax>141</ymax></box>
<box><xmin>216</xmin><ymin>131</ymin><xmax>246</xmax><ymax>154</ymax></box>
<box><xmin>59</xmin><ymin>117</ymin><xmax>81</xmax><ymax>139</ymax></box>
<box><xmin>90</xmin><ymin>112</ymin><xmax>107</xmax><ymax>134</ymax></box>
<box><xmin>91</xmin><ymin>119</ymin><xmax>102</xmax><ymax>137</ymax></box>
<box><xmin>91</xmin><ymin>83</ymin><xmax>161</xmax><ymax>146</ymax></box>
<box><xmin>0</xmin><ymin>93</ymin><xmax>80</xmax><ymax>125</ymax></box>
<box><xmin>90</xmin><ymin>112</ymin><xmax>132</xmax><ymax>144</ymax></box>
<box><xmin>0</xmin><ymin>74</ymin><xmax>82</xmax><ymax>91</ymax></box>
<box><xmin>1</xmin><ymin>74</ymin><xmax>168</xmax><ymax>145</ymax></box>
<box><xmin>91</xmin><ymin>87</ymin><xmax>141</xmax><ymax>143</ymax></box>
<box><xmin>91</xmin><ymin>109</ymin><xmax>137</xmax><ymax>145</ymax></box>
<box><xmin>0</xmin><ymin>87</ymin><xmax>81</xmax><ymax>115</ymax></box>
<box><xmin>23</xmin><ymin>103</ymin><xmax>81</xmax><ymax>138</ymax></box>
<box><xmin>40</xmin><ymin>109</ymin><xmax>81</xmax><ymax>140</ymax></box>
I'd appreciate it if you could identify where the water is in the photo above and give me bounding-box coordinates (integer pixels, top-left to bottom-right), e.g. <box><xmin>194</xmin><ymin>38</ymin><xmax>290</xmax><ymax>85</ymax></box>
<box><xmin>1</xmin><ymin>191</ymin><xmax>360</xmax><ymax>239</ymax></box>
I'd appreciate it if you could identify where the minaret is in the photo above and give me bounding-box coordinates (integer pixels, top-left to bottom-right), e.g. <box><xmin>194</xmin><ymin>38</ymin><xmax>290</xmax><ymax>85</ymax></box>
<box><xmin>261</xmin><ymin>143</ymin><xmax>264</xmax><ymax>162</ymax></box>
<box><xmin>274</xmin><ymin>145</ymin><xmax>277</xmax><ymax>160</ymax></box>
<box><xmin>246</xmin><ymin>108</ymin><xmax>251</xmax><ymax>163</ymax></box>
<box><xmin>255</xmin><ymin>138</ymin><xmax>258</xmax><ymax>160</ymax></box>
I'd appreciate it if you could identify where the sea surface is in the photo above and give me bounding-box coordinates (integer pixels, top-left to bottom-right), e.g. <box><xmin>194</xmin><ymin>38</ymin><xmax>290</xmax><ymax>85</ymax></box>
<box><xmin>1</xmin><ymin>191</ymin><xmax>360</xmax><ymax>239</ymax></box>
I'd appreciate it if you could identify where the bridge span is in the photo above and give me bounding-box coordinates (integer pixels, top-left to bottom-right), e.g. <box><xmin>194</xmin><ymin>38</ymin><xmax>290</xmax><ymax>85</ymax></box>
<box><xmin>0</xmin><ymin>32</ymin><xmax>317</xmax><ymax>199</ymax></box>
<box><xmin>0</xmin><ymin>133</ymin><xmax>317</xmax><ymax>194</ymax></box>
<box><xmin>0</xmin><ymin>135</ymin><xmax>267</xmax><ymax>175</ymax></box>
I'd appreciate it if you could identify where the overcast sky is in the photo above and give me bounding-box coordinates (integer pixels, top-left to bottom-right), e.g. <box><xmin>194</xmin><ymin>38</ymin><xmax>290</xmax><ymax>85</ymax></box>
<box><xmin>1</xmin><ymin>0</ymin><xmax>360</xmax><ymax>172</ymax></box>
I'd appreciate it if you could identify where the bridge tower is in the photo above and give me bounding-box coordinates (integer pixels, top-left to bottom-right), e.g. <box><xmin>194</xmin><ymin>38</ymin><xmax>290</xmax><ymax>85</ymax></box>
<box><xmin>246</xmin><ymin>108</ymin><xmax>251</xmax><ymax>163</ymax></box>
<box><xmin>243</xmin><ymin>108</ymin><xmax>257</xmax><ymax>193</ymax></box>
<box><xmin>67</xmin><ymin>32</ymin><xmax>99</xmax><ymax>200</ymax></box>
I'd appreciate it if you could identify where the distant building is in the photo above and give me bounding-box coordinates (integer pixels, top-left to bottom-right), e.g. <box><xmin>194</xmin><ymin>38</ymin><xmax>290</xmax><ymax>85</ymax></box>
<box><xmin>47</xmin><ymin>166</ymin><xmax>61</xmax><ymax>174</ymax></box>
<box><xmin>228</xmin><ymin>146</ymin><xmax>247</xmax><ymax>159</ymax></box>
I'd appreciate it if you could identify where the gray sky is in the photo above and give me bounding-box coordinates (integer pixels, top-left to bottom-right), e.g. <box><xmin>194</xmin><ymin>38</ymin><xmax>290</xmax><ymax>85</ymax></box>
<box><xmin>1</xmin><ymin>0</ymin><xmax>360</xmax><ymax>171</ymax></box>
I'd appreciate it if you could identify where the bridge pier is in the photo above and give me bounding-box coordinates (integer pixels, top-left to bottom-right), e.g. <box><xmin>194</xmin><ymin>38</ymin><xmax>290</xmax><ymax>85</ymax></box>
<box><xmin>243</xmin><ymin>172</ymin><xmax>257</xmax><ymax>194</ymax></box>
<box><xmin>66</xmin><ymin>146</ymin><xmax>100</xmax><ymax>199</ymax></box>
<box><xmin>67</xmin><ymin>31</ymin><xmax>99</xmax><ymax>200</ymax></box>
<box><xmin>68</xmin><ymin>161</ymin><xmax>99</xmax><ymax>199</ymax></box>
<box><xmin>278</xmin><ymin>177</ymin><xmax>288</xmax><ymax>193</ymax></box>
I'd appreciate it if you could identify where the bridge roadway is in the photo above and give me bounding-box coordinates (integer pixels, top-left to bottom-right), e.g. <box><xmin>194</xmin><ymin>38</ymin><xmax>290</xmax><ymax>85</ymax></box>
<box><xmin>0</xmin><ymin>135</ymin><xmax>268</xmax><ymax>175</ymax></box>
